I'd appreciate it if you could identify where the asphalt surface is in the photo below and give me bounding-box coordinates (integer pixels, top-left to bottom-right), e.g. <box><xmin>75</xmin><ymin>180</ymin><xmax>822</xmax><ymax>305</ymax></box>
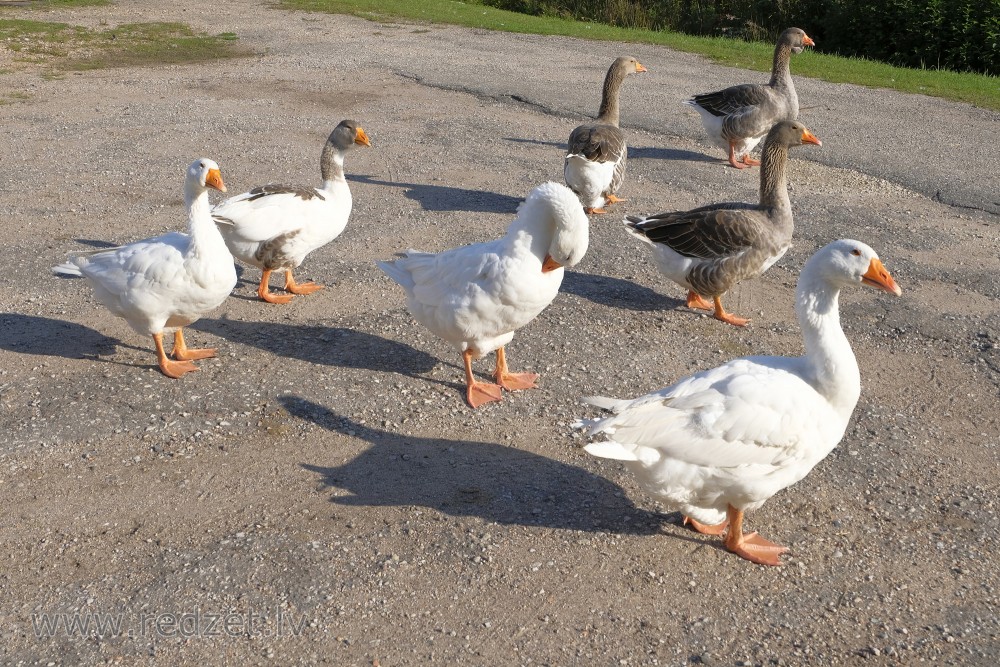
<box><xmin>1</xmin><ymin>2</ymin><xmax>999</xmax><ymax>665</ymax></box>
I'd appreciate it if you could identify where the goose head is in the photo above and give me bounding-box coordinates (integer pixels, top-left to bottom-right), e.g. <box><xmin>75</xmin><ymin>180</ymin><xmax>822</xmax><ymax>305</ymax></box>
<box><xmin>187</xmin><ymin>158</ymin><xmax>226</xmax><ymax>194</ymax></box>
<box><xmin>766</xmin><ymin>120</ymin><xmax>822</xmax><ymax>148</ymax></box>
<box><xmin>329</xmin><ymin>119</ymin><xmax>371</xmax><ymax>151</ymax></box>
<box><xmin>807</xmin><ymin>239</ymin><xmax>902</xmax><ymax>296</ymax></box>
<box><xmin>780</xmin><ymin>27</ymin><xmax>815</xmax><ymax>54</ymax></box>
<box><xmin>517</xmin><ymin>182</ymin><xmax>590</xmax><ymax>273</ymax></box>
<box><xmin>612</xmin><ymin>56</ymin><xmax>648</xmax><ymax>76</ymax></box>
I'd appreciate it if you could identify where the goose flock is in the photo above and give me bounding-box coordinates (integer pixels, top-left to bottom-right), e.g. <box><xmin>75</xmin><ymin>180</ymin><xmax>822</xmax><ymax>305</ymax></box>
<box><xmin>52</xmin><ymin>27</ymin><xmax>904</xmax><ymax>566</ymax></box>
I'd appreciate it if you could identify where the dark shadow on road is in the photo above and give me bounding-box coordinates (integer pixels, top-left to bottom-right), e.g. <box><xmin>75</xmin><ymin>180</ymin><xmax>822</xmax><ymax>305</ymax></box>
<box><xmin>0</xmin><ymin>314</ymin><xmax>123</xmax><ymax>359</ymax></box>
<box><xmin>193</xmin><ymin>318</ymin><xmax>441</xmax><ymax>379</ymax></box>
<box><xmin>349</xmin><ymin>174</ymin><xmax>522</xmax><ymax>213</ymax></box>
<box><xmin>562</xmin><ymin>270</ymin><xmax>681</xmax><ymax>312</ymax></box>
<box><xmin>628</xmin><ymin>145</ymin><xmax>718</xmax><ymax>163</ymax></box>
<box><xmin>287</xmin><ymin>396</ymin><xmax>673</xmax><ymax>535</ymax></box>
<box><xmin>503</xmin><ymin>136</ymin><xmax>566</xmax><ymax>150</ymax></box>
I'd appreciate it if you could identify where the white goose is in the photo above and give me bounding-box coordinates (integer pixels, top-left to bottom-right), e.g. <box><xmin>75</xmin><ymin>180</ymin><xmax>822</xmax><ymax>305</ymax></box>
<box><xmin>378</xmin><ymin>182</ymin><xmax>589</xmax><ymax>408</ymax></box>
<box><xmin>212</xmin><ymin>120</ymin><xmax>370</xmax><ymax>304</ymax></box>
<box><xmin>576</xmin><ymin>240</ymin><xmax>901</xmax><ymax>565</ymax></box>
<box><xmin>52</xmin><ymin>159</ymin><xmax>236</xmax><ymax>379</ymax></box>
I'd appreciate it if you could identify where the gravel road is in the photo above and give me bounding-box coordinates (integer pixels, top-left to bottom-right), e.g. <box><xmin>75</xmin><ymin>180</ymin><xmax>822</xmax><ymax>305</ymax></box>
<box><xmin>2</xmin><ymin>1</ymin><xmax>999</xmax><ymax>665</ymax></box>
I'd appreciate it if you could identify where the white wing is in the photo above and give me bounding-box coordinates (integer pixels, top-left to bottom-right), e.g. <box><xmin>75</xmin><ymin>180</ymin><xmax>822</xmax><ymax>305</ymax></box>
<box><xmin>585</xmin><ymin>357</ymin><xmax>835</xmax><ymax>469</ymax></box>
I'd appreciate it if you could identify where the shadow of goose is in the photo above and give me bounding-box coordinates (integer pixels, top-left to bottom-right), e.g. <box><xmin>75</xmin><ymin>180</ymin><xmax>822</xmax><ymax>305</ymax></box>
<box><xmin>0</xmin><ymin>314</ymin><xmax>123</xmax><ymax>359</ymax></box>
<box><xmin>285</xmin><ymin>396</ymin><xmax>668</xmax><ymax>534</ymax></box>
<box><xmin>628</xmin><ymin>146</ymin><xmax>718</xmax><ymax>163</ymax></box>
<box><xmin>562</xmin><ymin>271</ymin><xmax>681</xmax><ymax>312</ymax></box>
<box><xmin>348</xmin><ymin>175</ymin><xmax>523</xmax><ymax>213</ymax></box>
<box><xmin>192</xmin><ymin>318</ymin><xmax>439</xmax><ymax>377</ymax></box>
<box><xmin>502</xmin><ymin>136</ymin><xmax>566</xmax><ymax>150</ymax></box>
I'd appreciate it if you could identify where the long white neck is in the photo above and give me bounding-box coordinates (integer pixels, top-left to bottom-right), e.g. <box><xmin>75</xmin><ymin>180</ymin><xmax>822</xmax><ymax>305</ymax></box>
<box><xmin>185</xmin><ymin>183</ymin><xmax>228</xmax><ymax>258</ymax></box>
<box><xmin>506</xmin><ymin>197</ymin><xmax>555</xmax><ymax>261</ymax></box>
<box><xmin>794</xmin><ymin>272</ymin><xmax>861</xmax><ymax>419</ymax></box>
<box><xmin>320</xmin><ymin>144</ymin><xmax>347</xmax><ymax>188</ymax></box>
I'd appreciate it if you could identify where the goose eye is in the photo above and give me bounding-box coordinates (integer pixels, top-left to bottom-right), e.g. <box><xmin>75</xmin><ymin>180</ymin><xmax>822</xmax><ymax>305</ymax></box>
<box><xmin>851</xmin><ymin>248</ymin><xmax>861</xmax><ymax>256</ymax></box>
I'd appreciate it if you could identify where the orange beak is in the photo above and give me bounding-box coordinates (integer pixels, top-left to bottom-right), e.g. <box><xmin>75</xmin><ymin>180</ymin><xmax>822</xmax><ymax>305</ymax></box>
<box><xmin>801</xmin><ymin>129</ymin><xmax>822</xmax><ymax>146</ymax></box>
<box><xmin>803</xmin><ymin>35</ymin><xmax>815</xmax><ymax>47</ymax></box>
<box><xmin>205</xmin><ymin>168</ymin><xmax>226</xmax><ymax>193</ymax></box>
<box><xmin>541</xmin><ymin>255</ymin><xmax>562</xmax><ymax>273</ymax></box>
<box><xmin>861</xmin><ymin>258</ymin><xmax>902</xmax><ymax>296</ymax></box>
<box><xmin>355</xmin><ymin>127</ymin><xmax>371</xmax><ymax>147</ymax></box>
<box><xmin>636</xmin><ymin>62</ymin><xmax>648</xmax><ymax>73</ymax></box>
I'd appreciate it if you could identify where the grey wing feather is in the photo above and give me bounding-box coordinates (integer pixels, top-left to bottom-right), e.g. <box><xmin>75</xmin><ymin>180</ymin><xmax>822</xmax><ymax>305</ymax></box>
<box><xmin>626</xmin><ymin>206</ymin><xmax>766</xmax><ymax>260</ymax></box>
<box><xmin>567</xmin><ymin>123</ymin><xmax>625</xmax><ymax>164</ymax></box>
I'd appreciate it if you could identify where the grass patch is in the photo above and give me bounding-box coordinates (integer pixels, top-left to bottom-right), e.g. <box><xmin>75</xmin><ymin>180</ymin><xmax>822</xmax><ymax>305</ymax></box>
<box><xmin>0</xmin><ymin>0</ymin><xmax>110</xmax><ymax>8</ymax></box>
<box><xmin>278</xmin><ymin>0</ymin><xmax>1000</xmax><ymax>111</ymax></box>
<box><xmin>0</xmin><ymin>19</ymin><xmax>252</xmax><ymax>74</ymax></box>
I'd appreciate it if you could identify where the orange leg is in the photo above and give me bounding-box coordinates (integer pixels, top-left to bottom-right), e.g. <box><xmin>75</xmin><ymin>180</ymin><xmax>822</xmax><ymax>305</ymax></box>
<box><xmin>493</xmin><ymin>347</ymin><xmax>539</xmax><ymax>392</ymax></box>
<box><xmin>713</xmin><ymin>296</ymin><xmax>750</xmax><ymax>327</ymax></box>
<box><xmin>686</xmin><ymin>290</ymin><xmax>714</xmax><ymax>311</ymax></box>
<box><xmin>171</xmin><ymin>328</ymin><xmax>216</xmax><ymax>361</ymax></box>
<box><xmin>284</xmin><ymin>269</ymin><xmax>323</xmax><ymax>295</ymax></box>
<box><xmin>258</xmin><ymin>268</ymin><xmax>293</xmax><ymax>304</ymax></box>
<box><xmin>728</xmin><ymin>143</ymin><xmax>749</xmax><ymax>169</ymax></box>
<box><xmin>463</xmin><ymin>349</ymin><xmax>502</xmax><ymax>408</ymax></box>
<box><xmin>741</xmin><ymin>153</ymin><xmax>761</xmax><ymax>167</ymax></box>
<box><xmin>723</xmin><ymin>505</ymin><xmax>788</xmax><ymax>566</ymax></box>
<box><xmin>604</xmin><ymin>193</ymin><xmax>626</xmax><ymax>204</ymax></box>
<box><xmin>152</xmin><ymin>333</ymin><xmax>198</xmax><ymax>379</ymax></box>
<box><xmin>584</xmin><ymin>207</ymin><xmax>608</xmax><ymax>215</ymax></box>
<box><xmin>683</xmin><ymin>515</ymin><xmax>729</xmax><ymax>536</ymax></box>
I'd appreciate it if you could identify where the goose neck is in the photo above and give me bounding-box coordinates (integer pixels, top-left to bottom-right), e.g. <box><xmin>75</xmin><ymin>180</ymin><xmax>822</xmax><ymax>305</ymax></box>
<box><xmin>597</xmin><ymin>66</ymin><xmax>626</xmax><ymax>126</ymax></box>
<box><xmin>795</xmin><ymin>275</ymin><xmax>861</xmax><ymax>417</ymax></box>
<box><xmin>758</xmin><ymin>143</ymin><xmax>790</xmax><ymax>212</ymax></box>
<box><xmin>769</xmin><ymin>43</ymin><xmax>794</xmax><ymax>89</ymax></box>
<box><xmin>185</xmin><ymin>185</ymin><xmax>227</xmax><ymax>255</ymax></box>
<box><xmin>320</xmin><ymin>143</ymin><xmax>346</xmax><ymax>184</ymax></box>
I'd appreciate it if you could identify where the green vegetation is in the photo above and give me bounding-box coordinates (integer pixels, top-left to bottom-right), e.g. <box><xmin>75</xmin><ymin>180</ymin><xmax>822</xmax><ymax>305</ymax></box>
<box><xmin>0</xmin><ymin>19</ymin><xmax>251</xmax><ymax>74</ymax></box>
<box><xmin>279</xmin><ymin>0</ymin><xmax>1000</xmax><ymax>111</ymax></box>
<box><xmin>484</xmin><ymin>0</ymin><xmax>1000</xmax><ymax>77</ymax></box>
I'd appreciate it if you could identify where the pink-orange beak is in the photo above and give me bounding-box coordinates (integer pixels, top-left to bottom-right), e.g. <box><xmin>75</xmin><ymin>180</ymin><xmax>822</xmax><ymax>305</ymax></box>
<box><xmin>801</xmin><ymin>129</ymin><xmax>822</xmax><ymax>146</ymax></box>
<box><xmin>635</xmin><ymin>62</ymin><xmax>648</xmax><ymax>73</ymax></box>
<box><xmin>861</xmin><ymin>258</ymin><xmax>901</xmax><ymax>296</ymax></box>
<box><xmin>205</xmin><ymin>168</ymin><xmax>226</xmax><ymax>193</ymax></box>
<box><xmin>355</xmin><ymin>127</ymin><xmax>371</xmax><ymax>147</ymax></box>
<box><xmin>803</xmin><ymin>35</ymin><xmax>815</xmax><ymax>47</ymax></box>
<box><xmin>541</xmin><ymin>255</ymin><xmax>562</xmax><ymax>273</ymax></box>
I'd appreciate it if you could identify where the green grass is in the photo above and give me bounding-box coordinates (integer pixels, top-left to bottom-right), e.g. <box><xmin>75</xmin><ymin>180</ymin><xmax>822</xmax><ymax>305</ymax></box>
<box><xmin>0</xmin><ymin>19</ymin><xmax>252</xmax><ymax>73</ymax></box>
<box><xmin>0</xmin><ymin>0</ymin><xmax>110</xmax><ymax>8</ymax></box>
<box><xmin>279</xmin><ymin>0</ymin><xmax>1000</xmax><ymax>111</ymax></box>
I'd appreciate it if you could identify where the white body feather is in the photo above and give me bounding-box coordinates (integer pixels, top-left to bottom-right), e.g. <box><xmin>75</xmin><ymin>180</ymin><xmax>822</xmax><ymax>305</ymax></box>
<box><xmin>685</xmin><ymin>101</ymin><xmax>763</xmax><ymax>159</ymax></box>
<box><xmin>579</xmin><ymin>240</ymin><xmax>888</xmax><ymax>527</ymax></box>
<box><xmin>564</xmin><ymin>153</ymin><xmax>618</xmax><ymax>210</ymax></box>
<box><xmin>378</xmin><ymin>182</ymin><xmax>589</xmax><ymax>358</ymax></box>
<box><xmin>212</xmin><ymin>179</ymin><xmax>352</xmax><ymax>271</ymax></box>
<box><xmin>52</xmin><ymin>160</ymin><xmax>236</xmax><ymax>337</ymax></box>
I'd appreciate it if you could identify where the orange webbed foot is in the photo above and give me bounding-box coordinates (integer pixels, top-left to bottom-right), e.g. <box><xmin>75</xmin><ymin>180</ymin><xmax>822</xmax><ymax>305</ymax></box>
<box><xmin>173</xmin><ymin>347</ymin><xmax>216</xmax><ymax>361</ymax></box>
<box><xmin>159</xmin><ymin>358</ymin><xmax>199</xmax><ymax>379</ymax></box>
<box><xmin>683</xmin><ymin>515</ymin><xmax>729</xmax><ymax>536</ymax></box>
<box><xmin>285</xmin><ymin>272</ymin><xmax>324</xmax><ymax>295</ymax></box>
<box><xmin>741</xmin><ymin>154</ymin><xmax>761</xmax><ymax>167</ymax></box>
<box><xmin>713</xmin><ymin>296</ymin><xmax>750</xmax><ymax>327</ymax></box>
<box><xmin>467</xmin><ymin>381</ymin><xmax>503</xmax><ymax>408</ymax></box>
<box><xmin>727</xmin><ymin>532</ymin><xmax>789</xmax><ymax>567</ymax></box>
<box><xmin>259</xmin><ymin>285</ymin><xmax>294</xmax><ymax>304</ymax></box>
<box><xmin>496</xmin><ymin>371</ymin><xmax>539</xmax><ymax>392</ymax></box>
<box><xmin>605</xmin><ymin>193</ymin><xmax>626</xmax><ymax>204</ymax></box>
<box><xmin>584</xmin><ymin>207</ymin><xmax>608</xmax><ymax>215</ymax></box>
<box><xmin>686</xmin><ymin>291</ymin><xmax>714</xmax><ymax>311</ymax></box>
